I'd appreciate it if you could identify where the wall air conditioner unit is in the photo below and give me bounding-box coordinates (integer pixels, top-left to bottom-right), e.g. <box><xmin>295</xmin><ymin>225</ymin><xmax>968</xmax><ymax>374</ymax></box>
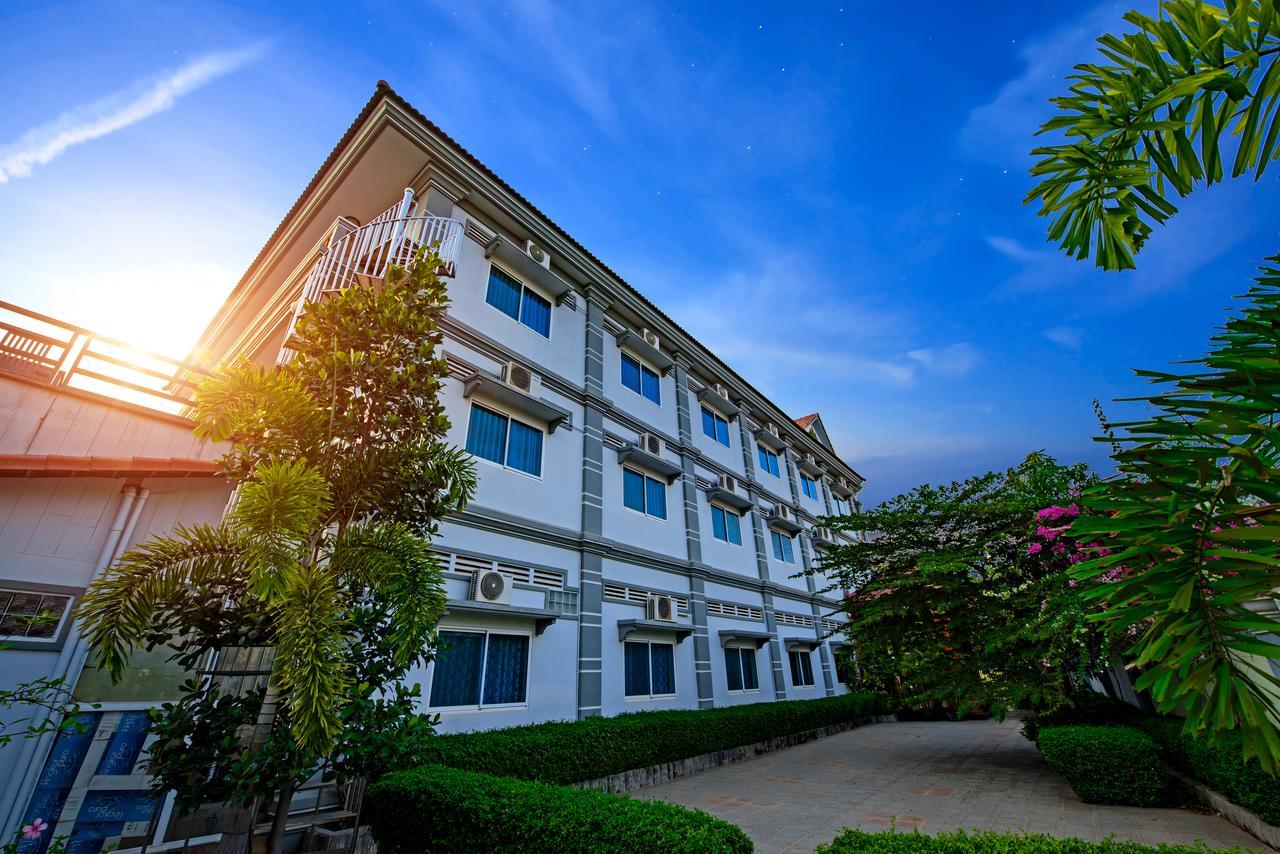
<box><xmin>503</xmin><ymin>361</ymin><xmax>538</xmax><ymax>395</ymax></box>
<box><xmin>641</xmin><ymin>328</ymin><xmax>660</xmax><ymax>350</ymax></box>
<box><xmin>525</xmin><ymin>240</ymin><xmax>551</xmax><ymax>270</ymax></box>
<box><xmin>775</xmin><ymin>505</ymin><xmax>793</xmax><ymax>522</ymax></box>
<box><xmin>470</xmin><ymin>569</ymin><xmax>512</xmax><ymax>605</ymax></box>
<box><xmin>806</xmin><ymin>453</ymin><xmax>817</xmax><ymax>466</ymax></box>
<box><xmin>639</xmin><ymin>432</ymin><xmax>663</xmax><ymax>456</ymax></box>
<box><xmin>717</xmin><ymin>473</ymin><xmax>738</xmax><ymax>494</ymax></box>
<box><xmin>646</xmin><ymin>594</ymin><xmax>677</xmax><ymax>622</ymax></box>
<box><xmin>713</xmin><ymin>382</ymin><xmax>729</xmax><ymax>400</ymax></box>
<box><xmin>815</xmin><ymin>527</ymin><xmax>835</xmax><ymax>544</ymax></box>
<box><xmin>768</xmin><ymin>423</ymin><xmax>781</xmax><ymax>438</ymax></box>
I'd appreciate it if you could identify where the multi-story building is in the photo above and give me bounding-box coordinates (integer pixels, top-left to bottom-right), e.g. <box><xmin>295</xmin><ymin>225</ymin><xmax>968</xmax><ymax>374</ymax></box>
<box><xmin>194</xmin><ymin>81</ymin><xmax>864</xmax><ymax>731</ymax></box>
<box><xmin>0</xmin><ymin>80</ymin><xmax>865</xmax><ymax>850</ymax></box>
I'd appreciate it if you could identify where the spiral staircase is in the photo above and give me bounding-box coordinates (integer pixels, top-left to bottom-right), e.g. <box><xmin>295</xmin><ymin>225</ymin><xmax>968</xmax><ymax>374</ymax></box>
<box><xmin>278</xmin><ymin>188</ymin><xmax>463</xmax><ymax>363</ymax></box>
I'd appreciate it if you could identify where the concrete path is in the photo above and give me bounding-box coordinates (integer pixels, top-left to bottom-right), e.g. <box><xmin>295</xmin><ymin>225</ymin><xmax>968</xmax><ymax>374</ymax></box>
<box><xmin>634</xmin><ymin>718</ymin><xmax>1268</xmax><ymax>853</ymax></box>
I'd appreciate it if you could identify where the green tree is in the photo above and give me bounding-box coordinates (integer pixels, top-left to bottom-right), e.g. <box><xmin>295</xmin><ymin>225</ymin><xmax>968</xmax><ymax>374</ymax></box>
<box><xmin>1030</xmin><ymin>0</ymin><xmax>1280</xmax><ymax>770</ymax></box>
<box><xmin>74</xmin><ymin>250</ymin><xmax>476</xmax><ymax>850</ymax></box>
<box><xmin>815</xmin><ymin>453</ymin><xmax>1109</xmax><ymax>718</ymax></box>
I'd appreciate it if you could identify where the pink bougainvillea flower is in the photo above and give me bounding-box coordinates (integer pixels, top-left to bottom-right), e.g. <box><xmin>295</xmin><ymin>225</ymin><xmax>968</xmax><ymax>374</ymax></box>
<box><xmin>22</xmin><ymin>818</ymin><xmax>47</xmax><ymax>840</ymax></box>
<box><xmin>1027</xmin><ymin>542</ymin><xmax>1043</xmax><ymax>555</ymax></box>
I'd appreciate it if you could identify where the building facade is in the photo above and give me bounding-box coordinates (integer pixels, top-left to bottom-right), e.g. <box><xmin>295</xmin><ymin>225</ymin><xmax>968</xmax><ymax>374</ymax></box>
<box><xmin>194</xmin><ymin>82</ymin><xmax>865</xmax><ymax>734</ymax></box>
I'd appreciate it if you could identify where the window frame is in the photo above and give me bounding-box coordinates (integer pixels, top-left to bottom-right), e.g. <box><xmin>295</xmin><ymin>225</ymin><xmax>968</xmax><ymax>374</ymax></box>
<box><xmin>700</xmin><ymin>406</ymin><xmax>731</xmax><ymax>447</ymax></box>
<box><xmin>620</xmin><ymin>351</ymin><xmax>662</xmax><ymax>406</ymax></box>
<box><xmin>428</xmin><ymin>627</ymin><xmax>533</xmax><ymax>713</ymax></box>
<box><xmin>788</xmin><ymin>648</ymin><xmax>816</xmax><ymax>687</ymax></box>
<box><xmin>465</xmin><ymin>402</ymin><xmax>545</xmax><ymax>479</ymax></box>
<box><xmin>0</xmin><ymin>588</ymin><xmax>72</xmax><ymax>645</ymax></box>
<box><xmin>800</xmin><ymin>473</ymin><xmax>820</xmax><ymax>500</ymax></box>
<box><xmin>756</xmin><ymin>444</ymin><xmax>781</xmax><ymax>478</ymax></box>
<box><xmin>724</xmin><ymin>645</ymin><xmax>760</xmax><ymax>694</ymax></box>
<box><xmin>709</xmin><ymin>503</ymin><xmax>743</xmax><ymax>546</ymax></box>
<box><xmin>622</xmin><ymin>466</ymin><xmax>668</xmax><ymax>520</ymax></box>
<box><xmin>623</xmin><ymin>640</ymin><xmax>678</xmax><ymax>700</ymax></box>
<box><xmin>770</xmin><ymin>529</ymin><xmax>795</xmax><ymax>563</ymax></box>
<box><xmin>485</xmin><ymin>263</ymin><xmax>554</xmax><ymax>338</ymax></box>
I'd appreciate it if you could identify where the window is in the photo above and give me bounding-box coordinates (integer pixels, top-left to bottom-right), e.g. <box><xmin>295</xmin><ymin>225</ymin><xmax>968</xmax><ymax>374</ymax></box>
<box><xmin>0</xmin><ymin>590</ymin><xmax>70</xmax><ymax>641</ymax></box>
<box><xmin>770</xmin><ymin>530</ymin><xmax>795</xmax><ymax>563</ymax></box>
<box><xmin>833</xmin><ymin>495</ymin><xmax>851</xmax><ymax>515</ymax></box>
<box><xmin>724</xmin><ymin>646</ymin><xmax>759</xmax><ymax>692</ymax></box>
<box><xmin>624</xmin><ymin>641</ymin><xmax>676</xmax><ymax>698</ymax></box>
<box><xmin>621</xmin><ymin>352</ymin><xmax>661</xmax><ymax>404</ymax></box>
<box><xmin>701</xmin><ymin>407</ymin><xmax>730</xmax><ymax>446</ymax></box>
<box><xmin>788</xmin><ymin>648</ymin><xmax>815</xmax><ymax>687</ymax></box>
<box><xmin>757</xmin><ymin>445</ymin><xmax>781</xmax><ymax>477</ymax></box>
<box><xmin>465</xmin><ymin>404</ymin><xmax>544</xmax><ymax>476</ymax></box>
<box><xmin>429</xmin><ymin>630</ymin><xmax>530</xmax><ymax>709</ymax></box>
<box><xmin>800</xmin><ymin>474</ymin><xmax>819</xmax><ymax>500</ymax></box>
<box><xmin>710</xmin><ymin>504</ymin><xmax>742</xmax><ymax>545</ymax></box>
<box><xmin>623</xmin><ymin>468</ymin><xmax>667</xmax><ymax>519</ymax></box>
<box><xmin>486</xmin><ymin>266</ymin><xmax>551</xmax><ymax>337</ymax></box>
<box><xmin>833</xmin><ymin>651</ymin><xmax>854</xmax><ymax>684</ymax></box>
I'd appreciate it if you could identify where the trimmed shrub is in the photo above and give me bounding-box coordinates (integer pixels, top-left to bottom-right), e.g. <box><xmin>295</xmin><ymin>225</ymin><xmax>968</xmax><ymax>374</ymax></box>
<box><xmin>416</xmin><ymin>691</ymin><xmax>883</xmax><ymax>785</ymax></box>
<box><xmin>1038</xmin><ymin>726</ymin><xmax>1168</xmax><ymax>806</ymax></box>
<box><xmin>365</xmin><ymin>765</ymin><xmax>753</xmax><ymax>853</ymax></box>
<box><xmin>816</xmin><ymin>828</ymin><xmax>1239</xmax><ymax>853</ymax></box>
<box><xmin>1022</xmin><ymin>694</ymin><xmax>1146</xmax><ymax>742</ymax></box>
<box><xmin>1134</xmin><ymin>717</ymin><xmax>1280</xmax><ymax>826</ymax></box>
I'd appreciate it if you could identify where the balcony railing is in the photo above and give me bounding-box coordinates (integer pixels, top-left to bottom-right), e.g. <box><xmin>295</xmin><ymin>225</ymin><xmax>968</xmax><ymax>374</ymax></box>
<box><xmin>0</xmin><ymin>300</ymin><xmax>209</xmax><ymax>417</ymax></box>
<box><xmin>279</xmin><ymin>189</ymin><xmax>463</xmax><ymax>362</ymax></box>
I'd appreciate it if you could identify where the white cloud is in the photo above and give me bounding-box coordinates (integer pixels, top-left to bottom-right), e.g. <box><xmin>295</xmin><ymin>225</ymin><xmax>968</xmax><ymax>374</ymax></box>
<box><xmin>0</xmin><ymin>43</ymin><xmax>267</xmax><ymax>184</ymax></box>
<box><xmin>906</xmin><ymin>342</ymin><xmax>980</xmax><ymax>376</ymax></box>
<box><xmin>1044</xmin><ymin>326</ymin><xmax>1083</xmax><ymax>349</ymax></box>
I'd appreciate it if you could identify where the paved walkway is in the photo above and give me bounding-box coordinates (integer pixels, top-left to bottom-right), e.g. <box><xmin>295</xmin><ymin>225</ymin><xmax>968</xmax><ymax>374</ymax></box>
<box><xmin>635</xmin><ymin>719</ymin><xmax>1268</xmax><ymax>853</ymax></box>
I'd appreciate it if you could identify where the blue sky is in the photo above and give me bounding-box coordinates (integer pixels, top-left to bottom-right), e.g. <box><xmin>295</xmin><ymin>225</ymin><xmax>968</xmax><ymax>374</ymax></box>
<box><xmin>2</xmin><ymin>0</ymin><xmax>1277</xmax><ymax>504</ymax></box>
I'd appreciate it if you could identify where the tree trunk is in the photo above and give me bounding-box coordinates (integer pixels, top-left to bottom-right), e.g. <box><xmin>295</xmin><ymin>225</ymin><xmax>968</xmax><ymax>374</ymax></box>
<box><xmin>267</xmin><ymin>778</ymin><xmax>297</xmax><ymax>854</ymax></box>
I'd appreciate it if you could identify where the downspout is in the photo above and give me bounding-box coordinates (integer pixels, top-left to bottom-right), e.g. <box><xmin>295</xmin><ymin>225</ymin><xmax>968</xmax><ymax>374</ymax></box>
<box><xmin>0</xmin><ymin>484</ymin><xmax>150</xmax><ymax>832</ymax></box>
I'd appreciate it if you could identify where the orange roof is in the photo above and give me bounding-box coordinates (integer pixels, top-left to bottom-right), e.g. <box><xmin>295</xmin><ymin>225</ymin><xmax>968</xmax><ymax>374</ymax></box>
<box><xmin>795</xmin><ymin>413</ymin><xmax>820</xmax><ymax>431</ymax></box>
<box><xmin>0</xmin><ymin>455</ymin><xmax>222</xmax><ymax>478</ymax></box>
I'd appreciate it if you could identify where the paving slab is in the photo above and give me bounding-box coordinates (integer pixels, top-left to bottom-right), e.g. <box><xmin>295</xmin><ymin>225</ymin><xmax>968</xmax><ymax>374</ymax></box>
<box><xmin>633</xmin><ymin>718</ymin><xmax>1269</xmax><ymax>853</ymax></box>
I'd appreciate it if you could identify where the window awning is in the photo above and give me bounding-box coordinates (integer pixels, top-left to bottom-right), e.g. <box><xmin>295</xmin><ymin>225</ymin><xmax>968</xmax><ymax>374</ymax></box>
<box><xmin>695</xmin><ymin>384</ymin><xmax>739</xmax><ymax>417</ymax></box>
<box><xmin>617</xmin><ymin>619</ymin><xmax>694</xmax><ymax>643</ymax></box>
<box><xmin>463</xmin><ymin>370</ymin><xmax>572</xmax><ymax>432</ymax></box>
<box><xmin>705</xmin><ymin>482</ymin><xmax>752</xmax><ymax>512</ymax></box>
<box><xmin>796</xmin><ymin>455</ymin><xmax>824</xmax><ymax>478</ymax></box>
<box><xmin>615</xmin><ymin>330</ymin><xmax>673</xmax><ymax>375</ymax></box>
<box><xmin>785</xmin><ymin>638</ymin><xmax>822</xmax><ymax>653</ymax></box>
<box><xmin>483</xmin><ymin>234</ymin><xmax>574</xmax><ymax>304</ymax></box>
<box><xmin>766</xmin><ymin>509</ymin><xmax>803</xmax><ymax>535</ymax></box>
<box><xmin>616</xmin><ymin>444</ymin><xmax>683</xmax><ymax>483</ymax></box>
<box><xmin>754</xmin><ymin>426</ymin><xmax>787</xmax><ymax>452</ymax></box>
<box><xmin>718</xmin><ymin>629</ymin><xmax>773</xmax><ymax>649</ymax></box>
<box><xmin>441</xmin><ymin>600</ymin><xmax>560</xmax><ymax>635</ymax></box>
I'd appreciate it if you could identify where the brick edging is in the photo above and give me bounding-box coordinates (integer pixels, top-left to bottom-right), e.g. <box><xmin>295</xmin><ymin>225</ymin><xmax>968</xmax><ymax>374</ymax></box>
<box><xmin>1168</xmin><ymin>767</ymin><xmax>1280</xmax><ymax>849</ymax></box>
<box><xmin>575</xmin><ymin>714</ymin><xmax>895</xmax><ymax>794</ymax></box>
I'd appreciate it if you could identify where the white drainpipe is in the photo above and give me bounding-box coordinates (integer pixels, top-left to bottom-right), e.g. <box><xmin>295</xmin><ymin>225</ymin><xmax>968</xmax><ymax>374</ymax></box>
<box><xmin>0</xmin><ymin>484</ymin><xmax>150</xmax><ymax>832</ymax></box>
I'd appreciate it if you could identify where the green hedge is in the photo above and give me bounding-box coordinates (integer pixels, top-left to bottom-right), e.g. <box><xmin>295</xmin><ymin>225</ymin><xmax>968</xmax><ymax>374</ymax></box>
<box><xmin>365</xmin><ymin>765</ymin><xmax>752</xmax><ymax>853</ymax></box>
<box><xmin>1022</xmin><ymin>694</ymin><xmax>1146</xmax><ymax>742</ymax></box>
<box><xmin>816</xmin><ymin>828</ymin><xmax>1240</xmax><ymax>853</ymax></box>
<box><xmin>1134</xmin><ymin>717</ymin><xmax>1280</xmax><ymax>826</ymax></box>
<box><xmin>1038</xmin><ymin>726</ymin><xmax>1169</xmax><ymax>806</ymax></box>
<box><xmin>416</xmin><ymin>691</ymin><xmax>883</xmax><ymax>785</ymax></box>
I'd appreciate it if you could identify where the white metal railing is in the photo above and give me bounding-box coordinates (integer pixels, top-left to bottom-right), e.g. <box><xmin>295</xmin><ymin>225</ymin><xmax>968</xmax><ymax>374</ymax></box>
<box><xmin>279</xmin><ymin>189</ymin><xmax>462</xmax><ymax>363</ymax></box>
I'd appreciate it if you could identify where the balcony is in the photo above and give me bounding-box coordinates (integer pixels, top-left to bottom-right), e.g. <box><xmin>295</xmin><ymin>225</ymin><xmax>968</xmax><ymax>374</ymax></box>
<box><xmin>280</xmin><ymin>189</ymin><xmax>464</xmax><ymax>362</ymax></box>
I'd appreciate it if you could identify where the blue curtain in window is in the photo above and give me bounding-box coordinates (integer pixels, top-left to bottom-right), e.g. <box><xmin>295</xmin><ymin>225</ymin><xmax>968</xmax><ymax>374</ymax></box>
<box><xmin>645</xmin><ymin>477</ymin><xmax>667</xmax><ymax>519</ymax></box>
<box><xmin>742</xmin><ymin>649</ymin><xmax>759</xmax><ymax>690</ymax></box>
<box><xmin>723</xmin><ymin>648</ymin><xmax>743</xmax><ymax>692</ymax></box>
<box><xmin>625</xmin><ymin>642</ymin><xmax>650</xmax><ymax>696</ymax></box>
<box><xmin>486</xmin><ymin>267</ymin><xmax>523</xmax><ymax>321</ymax></box>
<box><xmin>726</xmin><ymin>511</ymin><xmax>742</xmax><ymax>545</ymax></box>
<box><xmin>482</xmin><ymin>634</ymin><xmax>529</xmax><ymax>704</ymax></box>
<box><xmin>430</xmin><ymin>631</ymin><xmax>484</xmax><ymax>707</ymax></box>
<box><xmin>650</xmin><ymin>643</ymin><xmax>675</xmax><ymax>695</ymax></box>
<box><xmin>621</xmin><ymin>353</ymin><xmax>641</xmax><ymax>394</ymax></box>
<box><xmin>623</xmin><ymin>469</ymin><xmax>645</xmax><ymax>513</ymax></box>
<box><xmin>711</xmin><ymin>506</ymin><xmax>727</xmax><ymax>541</ymax></box>
<box><xmin>715</xmin><ymin>417</ymin><xmax>730</xmax><ymax>446</ymax></box>
<box><xmin>506</xmin><ymin>419</ymin><xmax>543</xmax><ymax>476</ymax></box>
<box><xmin>758</xmin><ymin>446</ymin><xmax>779</xmax><ymax>476</ymax></box>
<box><xmin>520</xmin><ymin>288</ymin><xmax>552</xmax><ymax>337</ymax></box>
<box><xmin>640</xmin><ymin>367</ymin><xmax>660</xmax><ymax>404</ymax></box>
<box><xmin>466</xmin><ymin>405</ymin><xmax>508</xmax><ymax>465</ymax></box>
<box><xmin>779</xmin><ymin>534</ymin><xmax>794</xmax><ymax>563</ymax></box>
<box><xmin>701</xmin><ymin>408</ymin><xmax>716</xmax><ymax>440</ymax></box>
